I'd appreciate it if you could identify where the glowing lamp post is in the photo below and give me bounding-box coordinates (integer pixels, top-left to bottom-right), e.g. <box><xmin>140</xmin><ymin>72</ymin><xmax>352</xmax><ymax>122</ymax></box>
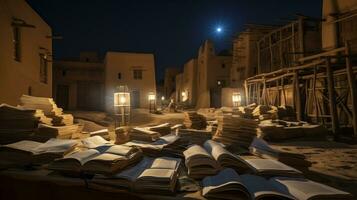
<box><xmin>232</xmin><ymin>92</ymin><xmax>241</xmax><ymax>107</ymax></box>
<box><xmin>114</xmin><ymin>85</ymin><xmax>130</xmax><ymax>127</ymax></box>
<box><xmin>148</xmin><ymin>92</ymin><xmax>156</xmax><ymax>113</ymax></box>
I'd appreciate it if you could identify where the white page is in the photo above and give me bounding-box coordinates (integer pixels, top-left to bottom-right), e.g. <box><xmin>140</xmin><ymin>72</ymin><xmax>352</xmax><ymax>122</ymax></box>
<box><xmin>203</xmin><ymin>140</ymin><xmax>231</xmax><ymax>161</ymax></box>
<box><xmin>81</xmin><ymin>136</ymin><xmax>112</xmax><ymax>149</ymax></box>
<box><xmin>65</xmin><ymin>149</ymin><xmax>100</xmax><ymax>165</ymax></box>
<box><xmin>2</xmin><ymin>140</ymin><xmax>42</xmax><ymax>153</ymax></box>
<box><xmin>103</xmin><ymin>145</ymin><xmax>134</xmax><ymax>156</ymax></box>
<box><xmin>183</xmin><ymin>145</ymin><xmax>211</xmax><ymax>160</ymax></box>
<box><xmin>150</xmin><ymin>157</ymin><xmax>181</xmax><ymax>170</ymax></box>
<box><xmin>33</xmin><ymin>138</ymin><xmax>78</xmax><ymax>154</ymax></box>
<box><xmin>202</xmin><ymin>168</ymin><xmax>243</xmax><ymax>196</ymax></box>
<box><xmin>271</xmin><ymin>177</ymin><xmax>352</xmax><ymax>200</ymax></box>
<box><xmin>245</xmin><ymin>158</ymin><xmax>301</xmax><ymax>173</ymax></box>
<box><xmin>138</xmin><ymin>168</ymin><xmax>174</xmax><ymax>180</ymax></box>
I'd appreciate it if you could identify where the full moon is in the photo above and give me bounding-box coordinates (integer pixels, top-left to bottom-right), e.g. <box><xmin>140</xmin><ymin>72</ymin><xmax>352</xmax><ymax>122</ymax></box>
<box><xmin>216</xmin><ymin>27</ymin><xmax>222</xmax><ymax>33</ymax></box>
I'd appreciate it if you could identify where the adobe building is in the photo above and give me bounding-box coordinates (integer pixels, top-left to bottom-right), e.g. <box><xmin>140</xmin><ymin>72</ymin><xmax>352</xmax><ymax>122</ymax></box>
<box><xmin>0</xmin><ymin>0</ymin><xmax>52</xmax><ymax>105</ymax></box>
<box><xmin>104</xmin><ymin>52</ymin><xmax>156</xmax><ymax>113</ymax></box>
<box><xmin>53</xmin><ymin>52</ymin><xmax>104</xmax><ymax>110</ymax></box>
<box><xmin>181</xmin><ymin>58</ymin><xmax>198</xmax><ymax>106</ymax></box>
<box><xmin>163</xmin><ymin>67</ymin><xmax>181</xmax><ymax>99</ymax></box>
<box><xmin>175</xmin><ymin>73</ymin><xmax>184</xmax><ymax>103</ymax></box>
<box><xmin>196</xmin><ymin>40</ymin><xmax>232</xmax><ymax>108</ymax></box>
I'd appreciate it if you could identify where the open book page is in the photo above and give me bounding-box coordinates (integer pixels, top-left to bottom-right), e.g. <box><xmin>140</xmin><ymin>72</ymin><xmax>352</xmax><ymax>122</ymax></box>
<box><xmin>133</xmin><ymin>127</ymin><xmax>159</xmax><ymax>135</ymax></box>
<box><xmin>245</xmin><ymin>158</ymin><xmax>301</xmax><ymax>174</ymax></box>
<box><xmin>270</xmin><ymin>177</ymin><xmax>353</xmax><ymax>200</ymax></box>
<box><xmin>33</xmin><ymin>138</ymin><xmax>78</xmax><ymax>154</ymax></box>
<box><xmin>138</xmin><ymin>168</ymin><xmax>175</xmax><ymax>180</ymax></box>
<box><xmin>150</xmin><ymin>157</ymin><xmax>181</xmax><ymax>170</ymax></box>
<box><xmin>124</xmin><ymin>140</ymin><xmax>163</xmax><ymax>150</ymax></box>
<box><xmin>240</xmin><ymin>174</ymin><xmax>295</xmax><ymax>200</ymax></box>
<box><xmin>250</xmin><ymin>137</ymin><xmax>277</xmax><ymax>155</ymax></box>
<box><xmin>183</xmin><ymin>145</ymin><xmax>212</xmax><ymax>160</ymax></box>
<box><xmin>81</xmin><ymin>136</ymin><xmax>112</xmax><ymax>149</ymax></box>
<box><xmin>65</xmin><ymin>149</ymin><xmax>100</xmax><ymax>165</ymax></box>
<box><xmin>85</xmin><ymin>153</ymin><xmax>126</xmax><ymax>162</ymax></box>
<box><xmin>102</xmin><ymin>145</ymin><xmax>136</xmax><ymax>156</ymax></box>
<box><xmin>203</xmin><ymin>140</ymin><xmax>232</xmax><ymax>161</ymax></box>
<box><xmin>112</xmin><ymin>157</ymin><xmax>154</xmax><ymax>181</ymax></box>
<box><xmin>201</xmin><ymin>168</ymin><xmax>246</xmax><ymax>197</ymax></box>
<box><xmin>2</xmin><ymin>140</ymin><xmax>42</xmax><ymax>153</ymax></box>
<box><xmin>152</xmin><ymin>133</ymin><xmax>179</xmax><ymax>145</ymax></box>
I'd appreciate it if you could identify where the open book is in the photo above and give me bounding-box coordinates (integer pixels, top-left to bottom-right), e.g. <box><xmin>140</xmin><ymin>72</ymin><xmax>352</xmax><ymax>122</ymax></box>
<box><xmin>0</xmin><ymin>138</ymin><xmax>78</xmax><ymax>165</ymax></box>
<box><xmin>185</xmin><ymin>140</ymin><xmax>302</xmax><ymax>178</ymax></box>
<box><xmin>91</xmin><ymin>156</ymin><xmax>181</xmax><ymax>194</ymax></box>
<box><xmin>202</xmin><ymin>168</ymin><xmax>352</xmax><ymax>200</ymax></box>
<box><xmin>81</xmin><ymin>135</ymin><xmax>112</xmax><ymax>148</ymax></box>
<box><xmin>48</xmin><ymin>145</ymin><xmax>142</xmax><ymax>175</ymax></box>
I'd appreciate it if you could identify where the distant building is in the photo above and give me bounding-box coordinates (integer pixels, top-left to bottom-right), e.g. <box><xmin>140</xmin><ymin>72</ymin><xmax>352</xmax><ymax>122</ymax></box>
<box><xmin>104</xmin><ymin>52</ymin><xmax>156</xmax><ymax>112</ymax></box>
<box><xmin>163</xmin><ymin>68</ymin><xmax>181</xmax><ymax>99</ymax></box>
<box><xmin>53</xmin><ymin>52</ymin><xmax>104</xmax><ymax>110</ymax></box>
<box><xmin>182</xmin><ymin>58</ymin><xmax>198</xmax><ymax>106</ymax></box>
<box><xmin>0</xmin><ymin>0</ymin><xmax>52</xmax><ymax>105</ymax></box>
<box><xmin>196</xmin><ymin>40</ymin><xmax>232</xmax><ymax>108</ymax></box>
<box><xmin>175</xmin><ymin>73</ymin><xmax>184</xmax><ymax>103</ymax></box>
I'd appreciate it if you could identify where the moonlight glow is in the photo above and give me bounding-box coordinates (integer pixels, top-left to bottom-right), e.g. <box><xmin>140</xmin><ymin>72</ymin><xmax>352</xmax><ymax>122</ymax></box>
<box><xmin>216</xmin><ymin>27</ymin><xmax>222</xmax><ymax>33</ymax></box>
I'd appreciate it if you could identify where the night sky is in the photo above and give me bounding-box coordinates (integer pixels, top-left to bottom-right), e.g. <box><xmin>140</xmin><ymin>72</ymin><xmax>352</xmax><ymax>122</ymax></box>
<box><xmin>27</xmin><ymin>0</ymin><xmax>322</xmax><ymax>81</ymax></box>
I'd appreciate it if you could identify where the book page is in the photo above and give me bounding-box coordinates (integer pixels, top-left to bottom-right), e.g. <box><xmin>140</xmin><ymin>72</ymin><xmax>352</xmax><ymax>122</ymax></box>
<box><xmin>245</xmin><ymin>158</ymin><xmax>301</xmax><ymax>173</ymax></box>
<box><xmin>81</xmin><ymin>136</ymin><xmax>112</xmax><ymax>149</ymax></box>
<box><xmin>2</xmin><ymin>140</ymin><xmax>42</xmax><ymax>153</ymax></box>
<box><xmin>113</xmin><ymin>157</ymin><xmax>153</xmax><ymax>181</ymax></box>
<box><xmin>103</xmin><ymin>145</ymin><xmax>134</xmax><ymax>156</ymax></box>
<box><xmin>150</xmin><ymin>157</ymin><xmax>181</xmax><ymax>170</ymax></box>
<box><xmin>86</xmin><ymin>153</ymin><xmax>126</xmax><ymax>163</ymax></box>
<box><xmin>138</xmin><ymin>168</ymin><xmax>175</xmax><ymax>180</ymax></box>
<box><xmin>203</xmin><ymin>140</ymin><xmax>231</xmax><ymax>161</ymax></box>
<box><xmin>65</xmin><ymin>149</ymin><xmax>100</xmax><ymax>165</ymax></box>
<box><xmin>183</xmin><ymin>145</ymin><xmax>211</xmax><ymax>160</ymax></box>
<box><xmin>271</xmin><ymin>177</ymin><xmax>352</xmax><ymax>200</ymax></box>
<box><xmin>202</xmin><ymin>168</ymin><xmax>243</xmax><ymax>196</ymax></box>
<box><xmin>33</xmin><ymin>138</ymin><xmax>78</xmax><ymax>154</ymax></box>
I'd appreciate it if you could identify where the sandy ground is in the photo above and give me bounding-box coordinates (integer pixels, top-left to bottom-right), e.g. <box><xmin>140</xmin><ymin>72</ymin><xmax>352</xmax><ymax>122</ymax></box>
<box><xmin>70</xmin><ymin>109</ymin><xmax>357</xmax><ymax>197</ymax></box>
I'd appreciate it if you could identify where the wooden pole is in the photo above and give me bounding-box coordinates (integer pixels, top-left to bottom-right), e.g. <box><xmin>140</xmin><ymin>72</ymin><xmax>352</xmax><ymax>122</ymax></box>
<box><xmin>345</xmin><ymin>41</ymin><xmax>357</xmax><ymax>138</ymax></box>
<box><xmin>244</xmin><ymin>80</ymin><xmax>249</xmax><ymax>105</ymax></box>
<box><xmin>257</xmin><ymin>41</ymin><xmax>261</xmax><ymax>74</ymax></box>
<box><xmin>326</xmin><ymin>58</ymin><xmax>339</xmax><ymax>135</ymax></box>
<box><xmin>294</xmin><ymin>70</ymin><xmax>302</xmax><ymax>121</ymax></box>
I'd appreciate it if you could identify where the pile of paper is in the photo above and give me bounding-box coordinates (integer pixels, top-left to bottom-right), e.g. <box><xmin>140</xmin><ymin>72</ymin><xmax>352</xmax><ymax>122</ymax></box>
<box><xmin>20</xmin><ymin>95</ymin><xmax>63</xmax><ymax>116</ymax></box>
<box><xmin>51</xmin><ymin>114</ymin><xmax>74</xmax><ymax>126</ymax></box>
<box><xmin>0</xmin><ymin>104</ymin><xmax>39</xmax><ymax>144</ymax></box>
<box><xmin>183</xmin><ymin>112</ymin><xmax>207</xmax><ymax>130</ymax></box>
<box><xmin>213</xmin><ymin>114</ymin><xmax>260</xmax><ymax>148</ymax></box>
<box><xmin>130</xmin><ymin>127</ymin><xmax>161</xmax><ymax>142</ymax></box>
<box><xmin>177</xmin><ymin>129</ymin><xmax>212</xmax><ymax>145</ymax></box>
<box><xmin>34</xmin><ymin>123</ymin><xmax>79</xmax><ymax>141</ymax></box>
<box><xmin>147</xmin><ymin>123</ymin><xmax>171</xmax><ymax>135</ymax></box>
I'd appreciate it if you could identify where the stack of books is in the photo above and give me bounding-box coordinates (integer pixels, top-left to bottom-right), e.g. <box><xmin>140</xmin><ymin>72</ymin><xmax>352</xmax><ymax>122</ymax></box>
<box><xmin>35</xmin><ymin>123</ymin><xmax>79</xmax><ymax>141</ymax></box>
<box><xmin>48</xmin><ymin>144</ymin><xmax>143</xmax><ymax>175</ymax></box>
<box><xmin>147</xmin><ymin>123</ymin><xmax>171</xmax><ymax>135</ymax></box>
<box><xmin>213</xmin><ymin>114</ymin><xmax>260</xmax><ymax>148</ymax></box>
<box><xmin>90</xmin><ymin>156</ymin><xmax>181</xmax><ymax>194</ymax></box>
<box><xmin>130</xmin><ymin>127</ymin><xmax>161</xmax><ymax>142</ymax></box>
<box><xmin>0</xmin><ymin>104</ymin><xmax>39</xmax><ymax>144</ymax></box>
<box><xmin>202</xmin><ymin>168</ymin><xmax>352</xmax><ymax>200</ymax></box>
<box><xmin>0</xmin><ymin>138</ymin><xmax>78</xmax><ymax>166</ymax></box>
<box><xmin>183</xmin><ymin>112</ymin><xmax>207</xmax><ymax>130</ymax></box>
<box><xmin>51</xmin><ymin>114</ymin><xmax>74</xmax><ymax>126</ymax></box>
<box><xmin>20</xmin><ymin>95</ymin><xmax>63</xmax><ymax>116</ymax></box>
<box><xmin>177</xmin><ymin>128</ymin><xmax>212</xmax><ymax>145</ymax></box>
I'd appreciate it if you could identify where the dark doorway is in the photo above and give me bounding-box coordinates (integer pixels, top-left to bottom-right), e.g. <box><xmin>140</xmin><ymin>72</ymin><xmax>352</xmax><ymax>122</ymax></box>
<box><xmin>56</xmin><ymin>85</ymin><xmax>69</xmax><ymax>110</ymax></box>
<box><xmin>131</xmin><ymin>90</ymin><xmax>140</xmax><ymax>108</ymax></box>
<box><xmin>77</xmin><ymin>82</ymin><xmax>104</xmax><ymax>111</ymax></box>
<box><xmin>210</xmin><ymin>88</ymin><xmax>222</xmax><ymax>108</ymax></box>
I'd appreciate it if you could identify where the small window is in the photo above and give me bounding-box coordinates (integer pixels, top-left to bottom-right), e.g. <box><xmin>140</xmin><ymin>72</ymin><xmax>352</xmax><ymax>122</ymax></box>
<box><xmin>222</xmin><ymin>63</ymin><xmax>225</xmax><ymax>68</ymax></box>
<box><xmin>133</xmin><ymin>69</ymin><xmax>142</xmax><ymax>80</ymax></box>
<box><xmin>40</xmin><ymin>54</ymin><xmax>48</xmax><ymax>84</ymax></box>
<box><xmin>62</xmin><ymin>70</ymin><xmax>66</xmax><ymax>76</ymax></box>
<box><xmin>118</xmin><ymin>73</ymin><xmax>121</xmax><ymax>79</ymax></box>
<box><xmin>13</xmin><ymin>26</ymin><xmax>21</xmax><ymax>61</ymax></box>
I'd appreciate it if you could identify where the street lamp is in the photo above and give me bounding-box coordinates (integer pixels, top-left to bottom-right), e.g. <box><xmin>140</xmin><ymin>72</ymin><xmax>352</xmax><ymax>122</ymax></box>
<box><xmin>148</xmin><ymin>92</ymin><xmax>156</xmax><ymax>113</ymax></box>
<box><xmin>114</xmin><ymin>85</ymin><xmax>130</xmax><ymax>127</ymax></box>
<box><xmin>232</xmin><ymin>92</ymin><xmax>241</xmax><ymax>107</ymax></box>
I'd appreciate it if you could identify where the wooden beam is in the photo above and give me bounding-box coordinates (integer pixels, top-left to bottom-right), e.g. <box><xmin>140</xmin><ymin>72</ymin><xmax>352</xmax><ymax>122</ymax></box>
<box><xmin>294</xmin><ymin>70</ymin><xmax>302</xmax><ymax>121</ymax></box>
<box><xmin>345</xmin><ymin>41</ymin><xmax>357</xmax><ymax>138</ymax></box>
<box><xmin>326</xmin><ymin>58</ymin><xmax>339</xmax><ymax>134</ymax></box>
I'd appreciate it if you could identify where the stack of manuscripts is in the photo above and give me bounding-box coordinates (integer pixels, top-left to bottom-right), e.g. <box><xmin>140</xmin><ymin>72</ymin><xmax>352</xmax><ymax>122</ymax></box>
<box><xmin>34</xmin><ymin>123</ymin><xmax>80</xmax><ymax>141</ymax></box>
<box><xmin>183</xmin><ymin>112</ymin><xmax>207</xmax><ymax>130</ymax></box>
<box><xmin>20</xmin><ymin>95</ymin><xmax>74</xmax><ymax>126</ymax></box>
<box><xmin>147</xmin><ymin>123</ymin><xmax>171</xmax><ymax>136</ymax></box>
<box><xmin>213</xmin><ymin>114</ymin><xmax>260</xmax><ymax>148</ymax></box>
<box><xmin>130</xmin><ymin>127</ymin><xmax>161</xmax><ymax>142</ymax></box>
<box><xmin>177</xmin><ymin>129</ymin><xmax>212</xmax><ymax>146</ymax></box>
<box><xmin>0</xmin><ymin>104</ymin><xmax>39</xmax><ymax>144</ymax></box>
